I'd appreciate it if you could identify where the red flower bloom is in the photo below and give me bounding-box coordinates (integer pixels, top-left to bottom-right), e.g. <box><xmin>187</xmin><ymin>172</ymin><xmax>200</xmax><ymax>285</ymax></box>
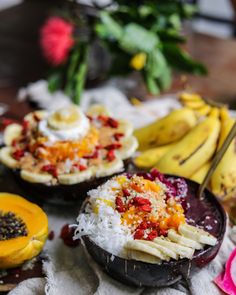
<box><xmin>40</xmin><ymin>17</ymin><xmax>75</xmax><ymax>66</ymax></box>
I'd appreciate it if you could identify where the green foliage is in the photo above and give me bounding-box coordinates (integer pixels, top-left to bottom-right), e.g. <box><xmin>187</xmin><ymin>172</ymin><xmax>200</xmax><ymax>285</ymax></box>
<box><xmin>94</xmin><ymin>0</ymin><xmax>206</xmax><ymax>95</ymax></box>
<box><xmin>47</xmin><ymin>0</ymin><xmax>207</xmax><ymax>102</ymax></box>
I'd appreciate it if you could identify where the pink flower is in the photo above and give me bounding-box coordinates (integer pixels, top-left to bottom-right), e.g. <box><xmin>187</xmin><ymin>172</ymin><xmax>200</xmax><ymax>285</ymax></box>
<box><xmin>40</xmin><ymin>17</ymin><xmax>75</xmax><ymax>66</ymax></box>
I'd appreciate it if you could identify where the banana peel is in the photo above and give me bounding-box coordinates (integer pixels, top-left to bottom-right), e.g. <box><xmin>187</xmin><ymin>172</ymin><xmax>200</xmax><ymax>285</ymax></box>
<box><xmin>134</xmin><ymin>143</ymin><xmax>176</xmax><ymax>169</ymax></box>
<box><xmin>155</xmin><ymin>117</ymin><xmax>220</xmax><ymax>178</ymax></box>
<box><xmin>134</xmin><ymin>108</ymin><xmax>197</xmax><ymax>151</ymax></box>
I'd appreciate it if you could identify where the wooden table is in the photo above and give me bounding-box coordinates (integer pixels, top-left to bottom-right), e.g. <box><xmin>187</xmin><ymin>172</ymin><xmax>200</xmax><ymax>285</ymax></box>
<box><xmin>1</xmin><ymin>31</ymin><xmax>236</xmax><ymax>120</ymax></box>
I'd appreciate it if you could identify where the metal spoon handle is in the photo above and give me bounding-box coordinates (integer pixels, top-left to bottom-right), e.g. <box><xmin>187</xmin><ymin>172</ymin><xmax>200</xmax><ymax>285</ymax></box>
<box><xmin>198</xmin><ymin>120</ymin><xmax>236</xmax><ymax>199</ymax></box>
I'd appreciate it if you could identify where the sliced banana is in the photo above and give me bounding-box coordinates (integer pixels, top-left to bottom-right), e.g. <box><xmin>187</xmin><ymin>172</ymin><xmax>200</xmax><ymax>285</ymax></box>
<box><xmin>94</xmin><ymin>158</ymin><xmax>124</xmax><ymax>178</ymax></box>
<box><xmin>87</xmin><ymin>104</ymin><xmax>112</xmax><ymax>117</ymax></box>
<box><xmin>127</xmin><ymin>249</ymin><xmax>161</xmax><ymax>264</ymax></box>
<box><xmin>125</xmin><ymin>240</ymin><xmax>169</xmax><ymax>260</ymax></box>
<box><xmin>178</xmin><ymin>224</ymin><xmax>217</xmax><ymax>246</ymax></box>
<box><xmin>58</xmin><ymin>168</ymin><xmax>93</xmax><ymax>185</ymax></box>
<box><xmin>24</xmin><ymin>110</ymin><xmax>48</xmax><ymax>124</ymax></box>
<box><xmin>138</xmin><ymin>240</ymin><xmax>178</xmax><ymax>260</ymax></box>
<box><xmin>153</xmin><ymin>237</ymin><xmax>194</xmax><ymax>259</ymax></box>
<box><xmin>117</xmin><ymin>120</ymin><xmax>134</xmax><ymax>138</ymax></box>
<box><xmin>117</xmin><ymin>136</ymin><xmax>138</xmax><ymax>160</ymax></box>
<box><xmin>168</xmin><ymin>229</ymin><xmax>203</xmax><ymax>250</ymax></box>
<box><xmin>20</xmin><ymin>170</ymin><xmax>52</xmax><ymax>184</ymax></box>
<box><xmin>0</xmin><ymin>147</ymin><xmax>19</xmax><ymax>168</ymax></box>
<box><xmin>47</xmin><ymin>106</ymin><xmax>86</xmax><ymax>130</ymax></box>
<box><xmin>3</xmin><ymin>124</ymin><xmax>22</xmax><ymax>146</ymax></box>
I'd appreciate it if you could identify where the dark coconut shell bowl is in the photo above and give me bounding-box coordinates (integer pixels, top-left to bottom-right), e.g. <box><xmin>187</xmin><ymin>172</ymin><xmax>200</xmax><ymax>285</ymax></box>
<box><xmin>82</xmin><ymin>176</ymin><xmax>226</xmax><ymax>288</ymax></box>
<box><xmin>9</xmin><ymin>160</ymin><xmax>131</xmax><ymax>206</ymax></box>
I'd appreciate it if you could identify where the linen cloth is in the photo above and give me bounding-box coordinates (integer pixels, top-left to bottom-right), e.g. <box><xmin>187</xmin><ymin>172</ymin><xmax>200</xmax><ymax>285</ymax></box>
<box><xmin>8</xmin><ymin>82</ymin><xmax>236</xmax><ymax>295</ymax></box>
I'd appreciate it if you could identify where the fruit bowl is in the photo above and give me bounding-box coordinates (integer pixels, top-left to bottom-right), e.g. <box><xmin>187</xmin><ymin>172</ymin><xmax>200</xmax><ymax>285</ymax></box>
<box><xmin>10</xmin><ymin>159</ymin><xmax>131</xmax><ymax>206</ymax></box>
<box><xmin>0</xmin><ymin>106</ymin><xmax>137</xmax><ymax>206</ymax></box>
<box><xmin>79</xmin><ymin>174</ymin><xmax>226</xmax><ymax>287</ymax></box>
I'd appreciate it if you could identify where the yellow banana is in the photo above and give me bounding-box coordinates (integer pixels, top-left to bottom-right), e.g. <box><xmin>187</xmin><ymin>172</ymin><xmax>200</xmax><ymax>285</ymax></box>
<box><xmin>195</xmin><ymin>104</ymin><xmax>212</xmax><ymax>117</ymax></box>
<box><xmin>155</xmin><ymin>117</ymin><xmax>220</xmax><ymax>178</ymax></box>
<box><xmin>219</xmin><ymin>106</ymin><xmax>230</xmax><ymax>122</ymax></box>
<box><xmin>180</xmin><ymin>93</ymin><xmax>206</xmax><ymax>109</ymax></box>
<box><xmin>211</xmin><ymin>117</ymin><xmax>236</xmax><ymax>200</ymax></box>
<box><xmin>208</xmin><ymin>107</ymin><xmax>220</xmax><ymax>119</ymax></box>
<box><xmin>134</xmin><ymin>143</ymin><xmax>176</xmax><ymax>169</ymax></box>
<box><xmin>190</xmin><ymin>161</ymin><xmax>211</xmax><ymax>184</ymax></box>
<box><xmin>134</xmin><ymin>108</ymin><xmax>197</xmax><ymax>151</ymax></box>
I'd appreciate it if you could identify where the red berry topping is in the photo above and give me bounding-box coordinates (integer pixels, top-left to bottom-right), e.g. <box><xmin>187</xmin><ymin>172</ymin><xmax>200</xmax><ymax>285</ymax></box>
<box><xmin>60</xmin><ymin>224</ymin><xmax>80</xmax><ymax>248</ymax></box>
<box><xmin>146</xmin><ymin>230</ymin><xmax>158</xmax><ymax>241</ymax></box>
<box><xmin>115</xmin><ymin>197</ymin><xmax>126</xmax><ymax>213</ymax></box>
<box><xmin>105</xmin><ymin>143</ymin><xmax>122</xmax><ymax>150</ymax></box>
<box><xmin>41</xmin><ymin>164</ymin><xmax>58</xmax><ymax>178</ymax></box>
<box><xmin>122</xmin><ymin>189</ymin><xmax>130</xmax><ymax>197</ymax></box>
<box><xmin>114</xmin><ymin>133</ymin><xmax>124</xmax><ymax>141</ymax></box>
<box><xmin>106</xmin><ymin>149</ymin><xmax>116</xmax><ymax>162</ymax></box>
<box><xmin>106</xmin><ymin>117</ymin><xmax>119</xmax><ymax>128</ymax></box>
<box><xmin>134</xmin><ymin>229</ymin><xmax>144</xmax><ymax>240</ymax></box>
<box><xmin>48</xmin><ymin>230</ymin><xmax>55</xmax><ymax>241</ymax></box>
<box><xmin>83</xmin><ymin>150</ymin><xmax>99</xmax><ymax>159</ymax></box>
<box><xmin>12</xmin><ymin>149</ymin><xmax>25</xmax><ymax>161</ymax></box>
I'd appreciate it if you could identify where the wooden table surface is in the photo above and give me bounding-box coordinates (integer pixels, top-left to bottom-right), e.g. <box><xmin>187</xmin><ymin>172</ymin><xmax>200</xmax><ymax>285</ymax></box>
<box><xmin>1</xmin><ymin>30</ymin><xmax>236</xmax><ymax>119</ymax></box>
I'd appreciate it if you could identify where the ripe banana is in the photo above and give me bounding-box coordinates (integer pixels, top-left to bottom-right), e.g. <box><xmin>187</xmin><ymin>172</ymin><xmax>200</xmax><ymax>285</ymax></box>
<box><xmin>195</xmin><ymin>104</ymin><xmax>212</xmax><ymax>117</ymax></box>
<box><xmin>4</xmin><ymin>123</ymin><xmax>22</xmax><ymax>146</ymax></box>
<box><xmin>134</xmin><ymin>108</ymin><xmax>197</xmax><ymax>151</ymax></box>
<box><xmin>211</xmin><ymin>117</ymin><xmax>236</xmax><ymax>200</ymax></box>
<box><xmin>155</xmin><ymin>117</ymin><xmax>220</xmax><ymax>178</ymax></box>
<box><xmin>208</xmin><ymin>107</ymin><xmax>220</xmax><ymax>118</ymax></box>
<box><xmin>180</xmin><ymin>93</ymin><xmax>206</xmax><ymax>109</ymax></box>
<box><xmin>190</xmin><ymin>161</ymin><xmax>211</xmax><ymax>184</ymax></box>
<box><xmin>134</xmin><ymin>143</ymin><xmax>176</xmax><ymax>169</ymax></box>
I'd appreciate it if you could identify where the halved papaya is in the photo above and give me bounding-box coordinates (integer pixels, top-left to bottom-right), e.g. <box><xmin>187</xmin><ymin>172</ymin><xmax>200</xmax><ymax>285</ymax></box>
<box><xmin>0</xmin><ymin>193</ymin><xmax>48</xmax><ymax>269</ymax></box>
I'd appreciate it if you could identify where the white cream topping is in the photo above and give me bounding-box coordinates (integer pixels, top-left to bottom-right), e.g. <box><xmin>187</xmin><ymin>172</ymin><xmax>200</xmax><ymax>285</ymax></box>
<box><xmin>38</xmin><ymin>108</ymin><xmax>90</xmax><ymax>142</ymax></box>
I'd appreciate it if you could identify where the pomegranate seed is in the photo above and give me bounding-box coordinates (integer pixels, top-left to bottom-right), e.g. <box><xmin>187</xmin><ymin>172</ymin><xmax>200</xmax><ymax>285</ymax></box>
<box><xmin>146</xmin><ymin>230</ymin><xmax>158</xmax><ymax>241</ymax></box>
<box><xmin>22</xmin><ymin>120</ymin><xmax>29</xmax><ymax>134</ymax></box>
<box><xmin>48</xmin><ymin>230</ymin><xmax>55</xmax><ymax>241</ymax></box>
<box><xmin>122</xmin><ymin>189</ymin><xmax>130</xmax><ymax>197</ymax></box>
<box><xmin>106</xmin><ymin>149</ymin><xmax>115</xmax><ymax>162</ymax></box>
<box><xmin>105</xmin><ymin>143</ymin><xmax>122</xmax><ymax>150</ymax></box>
<box><xmin>138</xmin><ymin>204</ymin><xmax>152</xmax><ymax>213</ymax></box>
<box><xmin>60</xmin><ymin>224</ymin><xmax>80</xmax><ymax>248</ymax></box>
<box><xmin>115</xmin><ymin>197</ymin><xmax>126</xmax><ymax>212</ymax></box>
<box><xmin>83</xmin><ymin>150</ymin><xmax>99</xmax><ymax>159</ymax></box>
<box><xmin>12</xmin><ymin>149</ymin><xmax>25</xmax><ymax>160</ymax></box>
<box><xmin>106</xmin><ymin>117</ymin><xmax>119</xmax><ymax>128</ymax></box>
<box><xmin>114</xmin><ymin>133</ymin><xmax>124</xmax><ymax>141</ymax></box>
<box><xmin>133</xmin><ymin>197</ymin><xmax>151</xmax><ymax>206</ymax></box>
<box><xmin>41</xmin><ymin>164</ymin><xmax>58</xmax><ymax>178</ymax></box>
<box><xmin>159</xmin><ymin>229</ymin><xmax>168</xmax><ymax>237</ymax></box>
<box><xmin>137</xmin><ymin>221</ymin><xmax>148</xmax><ymax>230</ymax></box>
<box><xmin>134</xmin><ymin>229</ymin><xmax>144</xmax><ymax>240</ymax></box>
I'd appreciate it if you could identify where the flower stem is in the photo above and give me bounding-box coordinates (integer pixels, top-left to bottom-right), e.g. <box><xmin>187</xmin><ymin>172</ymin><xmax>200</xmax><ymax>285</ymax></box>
<box><xmin>73</xmin><ymin>44</ymin><xmax>89</xmax><ymax>105</ymax></box>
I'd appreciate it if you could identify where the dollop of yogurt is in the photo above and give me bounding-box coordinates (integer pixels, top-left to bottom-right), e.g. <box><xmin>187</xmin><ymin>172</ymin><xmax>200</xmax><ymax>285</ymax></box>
<box><xmin>38</xmin><ymin>107</ymin><xmax>90</xmax><ymax>142</ymax></box>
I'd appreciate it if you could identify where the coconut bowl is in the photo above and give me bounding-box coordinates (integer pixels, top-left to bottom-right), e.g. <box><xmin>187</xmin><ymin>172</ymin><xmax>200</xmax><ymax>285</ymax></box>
<box><xmin>82</xmin><ymin>176</ymin><xmax>226</xmax><ymax>287</ymax></box>
<box><xmin>10</xmin><ymin>159</ymin><xmax>132</xmax><ymax>206</ymax></box>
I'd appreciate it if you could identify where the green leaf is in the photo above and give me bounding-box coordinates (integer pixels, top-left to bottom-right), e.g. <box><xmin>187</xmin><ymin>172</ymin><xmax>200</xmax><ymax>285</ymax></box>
<box><xmin>145</xmin><ymin>75</ymin><xmax>160</xmax><ymax>95</ymax></box>
<box><xmin>65</xmin><ymin>47</ymin><xmax>80</xmax><ymax>97</ymax></box>
<box><xmin>48</xmin><ymin>72</ymin><xmax>62</xmax><ymax>93</ymax></box>
<box><xmin>97</xmin><ymin>11</ymin><xmax>123</xmax><ymax>40</ymax></box>
<box><xmin>146</xmin><ymin>49</ymin><xmax>167</xmax><ymax>78</ymax></box>
<box><xmin>158</xmin><ymin>66</ymin><xmax>172</xmax><ymax>90</ymax></box>
<box><xmin>168</xmin><ymin>14</ymin><xmax>181</xmax><ymax>30</ymax></box>
<box><xmin>120</xmin><ymin>23</ymin><xmax>159</xmax><ymax>54</ymax></box>
<box><xmin>163</xmin><ymin>43</ymin><xmax>208</xmax><ymax>75</ymax></box>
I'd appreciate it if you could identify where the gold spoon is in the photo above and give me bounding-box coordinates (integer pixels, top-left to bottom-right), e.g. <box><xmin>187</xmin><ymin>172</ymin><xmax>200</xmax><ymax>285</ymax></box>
<box><xmin>198</xmin><ymin>121</ymin><xmax>236</xmax><ymax>199</ymax></box>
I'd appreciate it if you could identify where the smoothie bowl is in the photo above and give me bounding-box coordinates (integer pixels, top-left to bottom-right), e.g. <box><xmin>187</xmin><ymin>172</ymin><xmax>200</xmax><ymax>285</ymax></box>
<box><xmin>0</xmin><ymin>105</ymin><xmax>137</xmax><ymax>205</ymax></box>
<box><xmin>74</xmin><ymin>170</ymin><xmax>226</xmax><ymax>287</ymax></box>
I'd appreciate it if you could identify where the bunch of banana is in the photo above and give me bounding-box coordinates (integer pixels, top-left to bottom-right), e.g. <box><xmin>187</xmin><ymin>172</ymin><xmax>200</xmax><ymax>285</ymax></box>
<box><xmin>125</xmin><ymin>223</ymin><xmax>217</xmax><ymax>264</ymax></box>
<box><xmin>179</xmin><ymin>92</ymin><xmax>228</xmax><ymax>119</ymax></box>
<box><xmin>134</xmin><ymin>92</ymin><xmax>236</xmax><ymax>201</ymax></box>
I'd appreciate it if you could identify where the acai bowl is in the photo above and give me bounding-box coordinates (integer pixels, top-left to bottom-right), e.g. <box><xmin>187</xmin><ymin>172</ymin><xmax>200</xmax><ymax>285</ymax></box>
<box><xmin>74</xmin><ymin>169</ymin><xmax>226</xmax><ymax>287</ymax></box>
<box><xmin>0</xmin><ymin>105</ymin><xmax>137</xmax><ymax>205</ymax></box>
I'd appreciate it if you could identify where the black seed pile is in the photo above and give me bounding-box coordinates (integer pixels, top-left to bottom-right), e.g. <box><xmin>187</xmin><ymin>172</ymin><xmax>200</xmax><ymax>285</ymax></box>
<box><xmin>0</xmin><ymin>211</ymin><xmax>28</xmax><ymax>240</ymax></box>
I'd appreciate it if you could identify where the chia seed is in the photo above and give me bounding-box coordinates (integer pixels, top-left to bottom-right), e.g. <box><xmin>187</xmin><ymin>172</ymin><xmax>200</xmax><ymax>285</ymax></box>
<box><xmin>0</xmin><ymin>211</ymin><xmax>28</xmax><ymax>240</ymax></box>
